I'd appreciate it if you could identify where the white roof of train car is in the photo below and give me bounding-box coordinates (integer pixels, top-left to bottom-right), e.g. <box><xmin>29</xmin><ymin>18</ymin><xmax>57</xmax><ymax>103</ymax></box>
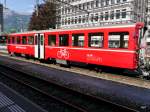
<box><xmin>9</xmin><ymin>23</ymin><xmax>140</xmax><ymax>35</ymax></box>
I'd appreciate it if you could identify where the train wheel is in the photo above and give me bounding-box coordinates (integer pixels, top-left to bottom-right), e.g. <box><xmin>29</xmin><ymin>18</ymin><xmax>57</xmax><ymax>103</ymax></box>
<box><xmin>40</xmin><ymin>59</ymin><xmax>45</xmax><ymax>63</ymax></box>
<box><xmin>137</xmin><ymin>67</ymin><xmax>150</xmax><ymax>79</ymax></box>
<box><xmin>58</xmin><ymin>60</ymin><xmax>71</xmax><ymax>68</ymax></box>
<box><xmin>95</xmin><ymin>66</ymin><xmax>102</xmax><ymax>73</ymax></box>
<box><xmin>25</xmin><ymin>54</ymin><xmax>30</xmax><ymax>59</ymax></box>
<box><xmin>9</xmin><ymin>52</ymin><xmax>13</xmax><ymax>56</ymax></box>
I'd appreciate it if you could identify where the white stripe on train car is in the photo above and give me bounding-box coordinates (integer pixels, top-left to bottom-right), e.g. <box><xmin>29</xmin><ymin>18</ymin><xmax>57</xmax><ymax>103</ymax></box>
<box><xmin>45</xmin><ymin>46</ymin><xmax>136</xmax><ymax>53</ymax></box>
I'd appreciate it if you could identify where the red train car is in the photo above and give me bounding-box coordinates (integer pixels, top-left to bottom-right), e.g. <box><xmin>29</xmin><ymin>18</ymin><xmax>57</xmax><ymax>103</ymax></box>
<box><xmin>7</xmin><ymin>22</ymin><xmax>149</xmax><ymax>76</ymax></box>
<box><xmin>7</xmin><ymin>32</ymin><xmax>35</xmax><ymax>57</ymax></box>
<box><xmin>0</xmin><ymin>35</ymin><xmax>7</xmax><ymax>45</ymax></box>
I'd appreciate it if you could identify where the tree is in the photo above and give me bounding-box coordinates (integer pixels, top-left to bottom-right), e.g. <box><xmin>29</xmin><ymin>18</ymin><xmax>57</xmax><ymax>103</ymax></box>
<box><xmin>28</xmin><ymin>1</ymin><xmax>56</xmax><ymax>30</ymax></box>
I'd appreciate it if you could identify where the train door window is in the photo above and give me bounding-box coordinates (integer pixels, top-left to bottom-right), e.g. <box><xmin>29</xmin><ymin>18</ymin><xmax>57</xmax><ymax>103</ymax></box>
<box><xmin>48</xmin><ymin>35</ymin><xmax>56</xmax><ymax>46</ymax></box>
<box><xmin>72</xmin><ymin>34</ymin><xmax>84</xmax><ymax>47</ymax></box>
<box><xmin>40</xmin><ymin>35</ymin><xmax>44</xmax><ymax>45</ymax></box>
<box><xmin>22</xmin><ymin>36</ymin><xmax>27</xmax><ymax>44</ymax></box>
<box><xmin>59</xmin><ymin>34</ymin><xmax>69</xmax><ymax>46</ymax></box>
<box><xmin>88</xmin><ymin>33</ymin><xmax>104</xmax><ymax>48</ymax></box>
<box><xmin>12</xmin><ymin>37</ymin><xmax>15</xmax><ymax>44</ymax></box>
<box><xmin>28</xmin><ymin>36</ymin><xmax>34</xmax><ymax>45</ymax></box>
<box><xmin>17</xmin><ymin>36</ymin><xmax>21</xmax><ymax>44</ymax></box>
<box><xmin>108</xmin><ymin>32</ymin><xmax>129</xmax><ymax>48</ymax></box>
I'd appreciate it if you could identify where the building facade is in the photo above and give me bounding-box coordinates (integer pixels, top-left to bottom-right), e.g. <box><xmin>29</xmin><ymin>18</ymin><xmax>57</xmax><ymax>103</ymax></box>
<box><xmin>147</xmin><ymin>0</ymin><xmax>150</xmax><ymax>28</ymax></box>
<box><xmin>55</xmin><ymin>0</ymin><xmax>148</xmax><ymax>29</ymax></box>
<box><xmin>0</xmin><ymin>4</ymin><xmax>3</xmax><ymax>32</ymax></box>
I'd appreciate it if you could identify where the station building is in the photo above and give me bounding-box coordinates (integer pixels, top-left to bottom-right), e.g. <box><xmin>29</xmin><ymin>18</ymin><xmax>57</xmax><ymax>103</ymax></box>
<box><xmin>147</xmin><ymin>0</ymin><xmax>150</xmax><ymax>28</ymax></box>
<box><xmin>53</xmin><ymin>0</ymin><xmax>148</xmax><ymax>29</ymax></box>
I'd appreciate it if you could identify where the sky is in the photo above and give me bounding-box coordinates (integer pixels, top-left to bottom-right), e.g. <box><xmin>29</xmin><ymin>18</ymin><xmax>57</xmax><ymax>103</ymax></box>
<box><xmin>2</xmin><ymin>0</ymin><xmax>43</xmax><ymax>14</ymax></box>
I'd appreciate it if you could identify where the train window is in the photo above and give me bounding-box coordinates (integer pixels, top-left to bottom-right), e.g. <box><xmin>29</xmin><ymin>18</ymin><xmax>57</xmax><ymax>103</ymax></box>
<box><xmin>17</xmin><ymin>36</ymin><xmax>21</xmax><ymax>44</ymax></box>
<box><xmin>22</xmin><ymin>36</ymin><xmax>27</xmax><ymax>44</ymax></box>
<box><xmin>35</xmin><ymin>35</ymin><xmax>38</xmax><ymax>45</ymax></box>
<box><xmin>28</xmin><ymin>36</ymin><xmax>34</xmax><ymax>45</ymax></box>
<box><xmin>8</xmin><ymin>37</ymin><xmax>11</xmax><ymax>44</ymax></box>
<box><xmin>88</xmin><ymin>33</ymin><xmax>104</xmax><ymax>48</ymax></box>
<box><xmin>108</xmin><ymin>32</ymin><xmax>129</xmax><ymax>48</ymax></box>
<box><xmin>12</xmin><ymin>37</ymin><xmax>15</xmax><ymax>44</ymax></box>
<box><xmin>72</xmin><ymin>34</ymin><xmax>84</xmax><ymax>47</ymax></box>
<box><xmin>48</xmin><ymin>35</ymin><xmax>56</xmax><ymax>46</ymax></box>
<box><xmin>59</xmin><ymin>34</ymin><xmax>69</xmax><ymax>46</ymax></box>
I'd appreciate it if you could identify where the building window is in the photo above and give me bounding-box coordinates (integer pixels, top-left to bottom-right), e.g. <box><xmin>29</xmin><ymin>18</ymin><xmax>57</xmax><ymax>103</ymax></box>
<box><xmin>116</xmin><ymin>10</ymin><xmax>120</xmax><ymax>19</ymax></box>
<box><xmin>72</xmin><ymin>34</ymin><xmax>84</xmax><ymax>47</ymax></box>
<box><xmin>106</xmin><ymin>0</ymin><xmax>110</xmax><ymax>6</ymax></box>
<box><xmin>110</xmin><ymin>11</ymin><xmax>114</xmax><ymax>19</ymax></box>
<box><xmin>100</xmin><ymin>13</ymin><xmax>103</xmax><ymax>21</ymax></box>
<box><xmin>22</xmin><ymin>36</ymin><xmax>27</xmax><ymax>44</ymax></box>
<box><xmin>87</xmin><ymin>2</ymin><xmax>90</xmax><ymax>9</ymax></box>
<box><xmin>105</xmin><ymin>12</ymin><xmax>109</xmax><ymax>20</ymax></box>
<box><xmin>83</xmin><ymin>4</ymin><xmax>85</xmax><ymax>10</ymax></box>
<box><xmin>95</xmin><ymin>13</ymin><xmax>99</xmax><ymax>21</ymax></box>
<box><xmin>62</xmin><ymin>9</ymin><xmax>64</xmax><ymax>15</ymax></box>
<box><xmin>91</xmin><ymin>14</ymin><xmax>94</xmax><ymax>22</ymax></box>
<box><xmin>122</xmin><ymin>9</ymin><xmax>126</xmax><ymax>18</ymax></box>
<box><xmin>111</xmin><ymin>0</ymin><xmax>115</xmax><ymax>4</ymax></box>
<box><xmin>68</xmin><ymin>18</ymin><xmax>70</xmax><ymax>24</ymax></box>
<box><xmin>101</xmin><ymin>0</ymin><xmax>104</xmax><ymax>7</ymax></box>
<box><xmin>65</xmin><ymin>8</ymin><xmax>67</xmax><ymax>14</ymax></box>
<box><xmin>28</xmin><ymin>36</ymin><xmax>34</xmax><ymax>45</ymax></box>
<box><xmin>91</xmin><ymin>1</ymin><xmax>94</xmax><ymax>9</ymax></box>
<box><xmin>65</xmin><ymin>18</ymin><xmax>67</xmax><ymax>25</ymax></box>
<box><xmin>48</xmin><ymin>35</ymin><xmax>56</xmax><ymax>46</ymax></box>
<box><xmin>59</xmin><ymin>34</ymin><xmax>69</xmax><ymax>46</ymax></box>
<box><xmin>79</xmin><ymin>16</ymin><xmax>82</xmax><ymax>23</ymax></box>
<box><xmin>84</xmin><ymin>3</ymin><xmax>87</xmax><ymax>10</ymax></box>
<box><xmin>96</xmin><ymin>0</ymin><xmax>99</xmax><ymax>7</ymax></box>
<box><xmin>89</xmin><ymin>33</ymin><xmax>104</xmax><ymax>48</ymax></box>
<box><xmin>62</xmin><ymin>19</ymin><xmax>64</xmax><ymax>25</ymax></box>
<box><xmin>68</xmin><ymin>8</ymin><xmax>71</xmax><ymax>13</ymax></box>
<box><xmin>82</xmin><ymin>15</ymin><xmax>86</xmax><ymax>23</ymax></box>
<box><xmin>86</xmin><ymin>15</ymin><xmax>89</xmax><ymax>22</ymax></box>
<box><xmin>75</xmin><ymin>17</ymin><xmax>77</xmax><ymax>24</ymax></box>
<box><xmin>71</xmin><ymin>17</ymin><xmax>74</xmax><ymax>24</ymax></box>
<box><xmin>108</xmin><ymin>32</ymin><xmax>129</xmax><ymax>48</ymax></box>
<box><xmin>116</xmin><ymin>0</ymin><xmax>120</xmax><ymax>3</ymax></box>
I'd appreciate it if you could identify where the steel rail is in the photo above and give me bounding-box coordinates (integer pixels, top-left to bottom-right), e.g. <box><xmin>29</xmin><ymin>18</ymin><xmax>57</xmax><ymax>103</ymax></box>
<box><xmin>0</xmin><ymin>64</ymin><xmax>138</xmax><ymax>112</ymax></box>
<box><xmin>0</xmin><ymin>69</ymin><xmax>88</xmax><ymax>112</ymax></box>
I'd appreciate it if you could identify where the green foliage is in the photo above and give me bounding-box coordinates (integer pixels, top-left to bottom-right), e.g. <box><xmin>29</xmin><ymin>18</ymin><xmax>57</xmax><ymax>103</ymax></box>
<box><xmin>28</xmin><ymin>1</ymin><xmax>56</xmax><ymax>31</ymax></box>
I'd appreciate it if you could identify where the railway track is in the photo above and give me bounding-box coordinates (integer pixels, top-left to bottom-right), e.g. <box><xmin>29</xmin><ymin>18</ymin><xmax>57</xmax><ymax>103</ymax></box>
<box><xmin>0</xmin><ymin>64</ymin><xmax>137</xmax><ymax>112</ymax></box>
<box><xmin>0</xmin><ymin>51</ymin><xmax>150</xmax><ymax>89</ymax></box>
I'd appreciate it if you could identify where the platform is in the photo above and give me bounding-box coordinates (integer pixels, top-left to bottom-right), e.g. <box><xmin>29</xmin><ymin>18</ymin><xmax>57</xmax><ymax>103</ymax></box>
<box><xmin>0</xmin><ymin>82</ymin><xmax>47</xmax><ymax>112</ymax></box>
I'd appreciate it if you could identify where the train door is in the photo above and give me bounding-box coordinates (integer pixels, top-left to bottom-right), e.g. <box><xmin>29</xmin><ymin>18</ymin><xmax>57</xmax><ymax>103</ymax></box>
<box><xmin>40</xmin><ymin>34</ymin><xmax>45</xmax><ymax>59</ymax></box>
<box><xmin>34</xmin><ymin>33</ymin><xmax>45</xmax><ymax>59</ymax></box>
